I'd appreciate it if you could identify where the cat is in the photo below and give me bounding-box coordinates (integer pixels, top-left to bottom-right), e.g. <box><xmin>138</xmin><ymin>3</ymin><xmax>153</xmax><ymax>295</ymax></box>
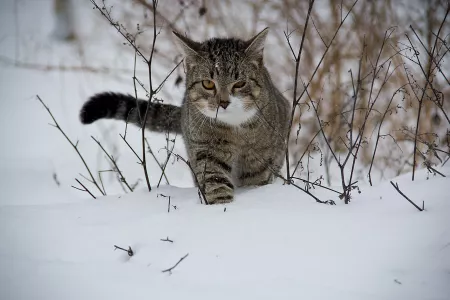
<box><xmin>80</xmin><ymin>28</ymin><xmax>290</xmax><ymax>204</ymax></box>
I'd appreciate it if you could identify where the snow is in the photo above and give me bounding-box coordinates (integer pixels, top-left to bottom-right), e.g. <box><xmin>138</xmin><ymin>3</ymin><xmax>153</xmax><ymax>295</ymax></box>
<box><xmin>1</xmin><ymin>0</ymin><xmax>449</xmax><ymax>299</ymax></box>
<box><xmin>1</xmin><ymin>169</ymin><xmax>449</xmax><ymax>300</ymax></box>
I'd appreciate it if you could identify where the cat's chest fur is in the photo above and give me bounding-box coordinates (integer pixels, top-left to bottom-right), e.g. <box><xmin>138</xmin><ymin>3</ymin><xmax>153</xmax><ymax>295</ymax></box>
<box><xmin>182</xmin><ymin>104</ymin><xmax>267</xmax><ymax>144</ymax></box>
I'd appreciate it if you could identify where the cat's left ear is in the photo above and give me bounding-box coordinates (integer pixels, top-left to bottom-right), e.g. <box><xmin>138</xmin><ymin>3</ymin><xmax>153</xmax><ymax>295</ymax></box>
<box><xmin>172</xmin><ymin>31</ymin><xmax>201</xmax><ymax>57</ymax></box>
<box><xmin>244</xmin><ymin>27</ymin><xmax>269</xmax><ymax>56</ymax></box>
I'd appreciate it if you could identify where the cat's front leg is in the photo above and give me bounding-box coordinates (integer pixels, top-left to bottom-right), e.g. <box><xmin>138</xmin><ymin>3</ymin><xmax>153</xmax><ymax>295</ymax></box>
<box><xmin>191</xmin><ymin>147</ymin><xmax>236</xmax><ymax>204</ymax></box>
<box><xmin>237</xmin><ymin>151</ymin><xmax>280</xmax><ymax>187</ymax></box>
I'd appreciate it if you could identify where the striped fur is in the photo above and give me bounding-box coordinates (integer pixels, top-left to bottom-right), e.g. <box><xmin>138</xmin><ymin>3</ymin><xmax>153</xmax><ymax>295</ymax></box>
<box><xmin>80</xmin><ymin>28</ymin><xmax>290</xmax><ymax>204</ymax></box>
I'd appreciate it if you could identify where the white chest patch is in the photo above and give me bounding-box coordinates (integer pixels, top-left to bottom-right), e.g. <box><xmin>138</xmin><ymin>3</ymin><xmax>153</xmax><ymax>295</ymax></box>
<box><xmin>201</xmin><ymin>96</ymin><xmax>257</xmax><ymax>126</ymax></box>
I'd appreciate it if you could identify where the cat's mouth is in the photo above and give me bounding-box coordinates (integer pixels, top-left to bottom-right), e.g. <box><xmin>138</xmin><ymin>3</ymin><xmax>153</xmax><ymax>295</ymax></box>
<box><xmin>199</xmin><ymin>97</ymin><xmax>257</xmax><ymax>126</ymax></box>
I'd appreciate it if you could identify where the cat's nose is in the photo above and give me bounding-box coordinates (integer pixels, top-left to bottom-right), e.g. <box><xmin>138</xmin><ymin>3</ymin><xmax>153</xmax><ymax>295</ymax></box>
<box><xmin>219</xmin><ymin>101</ymin><xmax>230</xmax><ymax>109</ymax></box>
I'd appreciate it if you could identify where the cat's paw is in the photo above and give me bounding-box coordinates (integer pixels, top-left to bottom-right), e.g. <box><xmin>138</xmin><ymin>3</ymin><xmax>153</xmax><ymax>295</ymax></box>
<box><xmin>207</xmin><ymin>194</ymin><xmax>234</xmax><ymax>204</ymax></box>
<box><xmin>199</xmin><ymin>175</ymin><xmax>235</xmax><ymax>204</ymax></box>
<box><xmin>204</xmin><ymin>187</ymin><xmax>234</xmax><ymax>204</ymax></box>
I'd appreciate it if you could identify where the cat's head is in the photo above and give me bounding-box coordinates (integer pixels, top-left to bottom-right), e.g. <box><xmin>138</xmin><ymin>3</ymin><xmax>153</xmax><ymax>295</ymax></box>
<box><xmin>173</xmin><ymin>28</ymin><xmax>269</xmax><ymax>126</ymax></box>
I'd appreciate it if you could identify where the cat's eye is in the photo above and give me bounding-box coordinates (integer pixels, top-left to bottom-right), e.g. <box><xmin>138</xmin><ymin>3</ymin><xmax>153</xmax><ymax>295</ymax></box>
<box><xmin>233</xmin><ymin>81</ymin><xmax>246</xmax><ymax>89</ymax></box>
<box><xmin>202</xmin><ymin>80</ymin><xmax>215</xmax><ymax>90</ymax></box>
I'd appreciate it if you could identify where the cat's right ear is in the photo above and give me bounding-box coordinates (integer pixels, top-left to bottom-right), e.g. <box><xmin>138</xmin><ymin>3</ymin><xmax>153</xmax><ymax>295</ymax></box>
<box><xmin>245</xmin><ymin>27</ymin><xmax>269</xmax><ymax>56</ymax></box>
<box><xmin>172</xmin><ymin>31</ymin><xmax>201</xmax><ymax>57</ymax></box>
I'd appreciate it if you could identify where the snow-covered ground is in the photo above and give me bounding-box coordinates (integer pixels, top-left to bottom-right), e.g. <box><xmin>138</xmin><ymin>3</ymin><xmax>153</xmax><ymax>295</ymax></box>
<box><xmin>0</xmin><ymin>167</ymin><xmax>449</xmax><ymax>300</ymax></box>
<box><xmin>1</xmin><ymin>1</ymin><xmax>449</xmax><ymax>299</ymax></box>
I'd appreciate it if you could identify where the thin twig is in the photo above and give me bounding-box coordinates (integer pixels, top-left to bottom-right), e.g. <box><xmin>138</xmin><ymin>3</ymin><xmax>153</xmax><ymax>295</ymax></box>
<box><xmin>165</xmin><ymin>149</ymin><xmax>208</xmax><ymax>204</ymax></box>
<box><xmin>158</xmin><ymin>193</ymin><xmax>172</xmax><ymax>212</ymax></box>
<box><xmin>37</xmin><ymin>95</ymin><xmax>105</xmax><ymax>196</ymax></box>
<box><xmin>72</xmin><ymin>178</ymin><xmax>97</xmax><ymax>199</ymax></box>
<box><xmin>91</xmin><ymin>136</ymin><xmax>133</xmax><ymax>192</ymax></box>
<box><xmin>291</xmin><ymin>177</ymin><xmax>340</xmax><ymax>194</ymax></box>
<box><xmin>426</xmin><ymin>164</ymin><xmax>446</xmax><ymax>177</ymax></box>
<box><xmin>291</xmin><ymin>129</ymin><xmax>321</xmax><ymax>177</ymax></box>
<box><xmin>139</xmin><ymin>0</ymin><xmax>160</xmax><ymax>192</ymax></box>
<box><xmin>157</xmin><ymin>135</ymin><xmax>177</xmax><ymax>188</ymax></box>
<box><xmin>145</xmin><ymin>138</ymin><xmax>170</xmax><ymax>185</ymax></box>
<box><xmin>91</xmin><ymin>0</ymin><xmax>148</xmax><ymax>61</ymax></box>
<box><xmin>114</xmin><ymin>245</ymin><xmax>134</xmax><ymax>257</ymax></box>
<box><xmin>407</xmin><ymin>5</ymin><xmax>449</xmax><ymax>181</ymax></box>
<box><xmin>162</xmin><ymin>253</ymin><xmax>189</xmax><ymax>274</ymax></box>
<box><xmin>120</xmin><ymin>133</ymin><xmax>142</xmax><ymax>163</ymax></box>
<box><xmin>368</xmin><ymin>86</ymin><xmax>408</xmax><ymax>185</ymax></box>
<box><xmin>410</xmin><ymin>26</ymin><xmax>450</xmax><ymax>124</ymax></box>
<box><xmin>390</xmin><ymin>181</ymin><xmax>424</xmax><ymax>212</ymax></box>
<box><xmin>289</xmin><ymin>181</ymin><xmax>336</xmax><ymax>205</ymax></box>
<box><xmin>284</xmin><ymin>0</ymin><xmax>315</xmax><ymax>180</ymax></box>
<box><xmin>160</xmin><ymin>237</ymin><xmax>174</xmax><ymax>243</ymax></box>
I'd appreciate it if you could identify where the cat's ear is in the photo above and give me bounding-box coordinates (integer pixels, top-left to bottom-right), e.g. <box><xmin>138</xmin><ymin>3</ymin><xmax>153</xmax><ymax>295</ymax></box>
<box><xmin>172</xmin><ymin>31</ymin><xmax>201</xmax><ymax>56</ymax></box>
<box><xmin>244</xmin><ymin>27</ymin><xmax>269</xmax><ymax>56</ymax></box>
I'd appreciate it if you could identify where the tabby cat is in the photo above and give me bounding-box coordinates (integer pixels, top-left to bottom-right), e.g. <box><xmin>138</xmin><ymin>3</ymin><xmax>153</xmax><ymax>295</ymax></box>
<box><xmin>80</xmin><ymin>28</ymin><xmax>290</xmax><ymax>204</ymax></box>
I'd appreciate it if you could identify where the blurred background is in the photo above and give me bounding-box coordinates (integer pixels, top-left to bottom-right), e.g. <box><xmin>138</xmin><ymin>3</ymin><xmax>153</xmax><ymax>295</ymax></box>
<box><xmin>0</xmin><ymin>0</ymin><xmax>448</xmax><ymax>202</ymax></box>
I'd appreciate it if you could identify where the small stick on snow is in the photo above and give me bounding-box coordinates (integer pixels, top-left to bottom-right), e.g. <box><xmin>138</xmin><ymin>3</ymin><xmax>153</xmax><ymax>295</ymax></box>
<box><xmin>168</xmin><ymin>196</ymin><xmax>171</xmax><ymax>213</ymax></box>
<box><xmin>426</xmin><ymin>164</ymin><xmax>446</xmax><ymax>178</ymax></box>
<box><xmin>157</xmin><ymin>193</ymin><xmax>172</xmax><ymax>212</ymax></box>
<box><xmin>160</xmin><ymin>237</ymin><xmax>174</xmax><ymax>243</ymax></box>
<box><xmin>114</xmin><ymin>245</ymin><xmax>134</xmax><ymax>257</ymax></box>
<box><xmin>162</xmin><ymin>253</ymin><xmax>189</xmax><ymax>274</ymax></box>
<box><xmin>390</xmin><ymin>181</ymin><xmax>424</xmax><ymax>212</ymax></box>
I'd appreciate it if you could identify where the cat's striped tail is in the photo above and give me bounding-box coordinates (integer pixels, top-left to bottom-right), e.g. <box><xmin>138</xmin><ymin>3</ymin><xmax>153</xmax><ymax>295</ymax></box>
<box><xmin>80</xmin><ymin>92</ymin><xmax>182</xmax><ymax>134</ymax></box>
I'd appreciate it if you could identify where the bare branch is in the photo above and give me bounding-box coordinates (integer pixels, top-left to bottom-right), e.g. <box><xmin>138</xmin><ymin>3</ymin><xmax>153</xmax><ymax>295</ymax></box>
<box><xmin>91</xmin><ymin>136</ymin><xmax>133</xmax><ymax>192</ymax></box>
<box><xmin>160</xmin><ymin>237</ymin><xmax>174</xmax><ymax>243</ymax></box>
<box><xmin>390</xmin><ymin>181</ymin><xmax>424</xmax><ymax>211</ymax></box>
<box><xmin>285</xmin><ymin>0</ymin><xmax>315</xmax><ymax>180</ymax></box>
<box><xmin>37</xmin><ymin>95</ymin><xmax>105</xmax><ymax>196</ymax></box>
<box><xmin>114</xmin><ymin>245</ymin><xmax>134</xmax><ymax>257</ymax></box>
<box><xmin>162</xmin><ymin>253</ymin><xmax>189</xmax><ymax>274</ymax></box>
<box><xmin>72</xmin><ymin>178</ymin><xmax>96</xmax><ymax>199</ymax></box>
